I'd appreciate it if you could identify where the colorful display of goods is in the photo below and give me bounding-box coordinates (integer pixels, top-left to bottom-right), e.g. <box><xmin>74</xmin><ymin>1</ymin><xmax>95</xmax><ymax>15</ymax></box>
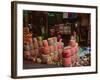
<box><xmin>23</xmin><ymin>27</ymin><xmax>90</xmax><ymax>67</ymax></box>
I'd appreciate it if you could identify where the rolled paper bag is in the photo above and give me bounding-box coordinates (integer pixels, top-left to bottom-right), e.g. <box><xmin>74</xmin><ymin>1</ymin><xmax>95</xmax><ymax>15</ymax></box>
<box><xmin>33</xmin><ymin>38</ymin><xmax>38</xmax><ymax>49</ymax></box>
<box><xmin>37</xmin><ymin>36</ymin><xmax>43</xmax><ymax>47</ymax></box>
<box><xmin>57</xmin><ymin>43</ymin><xmax>62</xmax><ymax>49</ymax></box>
<box><xmin>23</xmin><ymin>41</ymin><xmax>29</xmax><ymax>45</ymax></box>
<box><xmin>34</xmin><ymin>42</ymin><xmax>38</xmax><ymax>49</ymax></box>
<box><xmin>28</xmin><ymin>38</ymin><xmax>33</xmax><ymax>43</ymax></box>
<box><xmin>24</xmin><ymin>43</ymin><xmax>30</xmax><ymax>51</ymax></box>
<box><xmin>23</xmin><ymin>37</ymin><xmax>30</xmax><ymax>43</ymax></box>
<box><xmin>54</xmin><ymin>51</ymin><xmax>59</xmax><ymax>56</ymax></box>
<box><xmin>34</xmin><ymin>48</ymin><xmax>39</xmax><ymax>57</ymax></box>
<box><xmin>23</xmin><ymin>35</ymin><xmax>27</xmax><ymax>40</ymax></box>
<box><xmin>31</xmin><ymin>57</ymin><xmax>36</xmax><ymax>63</ymax></box>
<box><xmin>50</xmin><ymin>52</ymin><xmax>54</xmax><ymax>60</ymax></box>
<box><xmin>42</xmin><ymin>47</ymin><xmax>50</xmax><ymax>55</ymax></box>
<box><xmin>25</xmin><ymin>34</ymin><xmax>32</xmax><ymax>43</ymax></box>
<box><xmin>23</xmin><ymin>27</ymin><xmax>29</xmax><ymax>31</ymax></box>
<box><xmin>69</xmin><ymin>40</ymin><xmax>76</xmax><ymax>47</ymax></box>
<box><xmin>53</xmin><ymin>37</ymin><xmax>57</xmax><ymax>43</ymax></box>
<box><xmin>41</xmin><ymin>54</ymin><xmax>49</xmax><ymax>64</ymax></box>
<box><xmin>38</xmin><ymin>47</ymin><xmax>43</xmax><ymax>57</ymax></box>
<box><xmin>47</xmin><ymin>56</ymin><xmax>53</xmax><ymax>64</ymax></box>
<box><xmin>62</xmin><ymin>58</ymin><xmax>71</xmax><ymax>67</ymax></box>
<box><xmin>39</xmin><ymin>47</ymin><xmax>44</xmax><ymax>54</ymax></box>
<box><xmin>54</xmin><ymin>43</ymin><xmax>58</xmax><ymax>51</ymax></box>
<box><xmin>48</xmin><ymin>38</ymin><xmax>54</xmax><ymax>45</ymax></box>
<box><xmin>37</xmin><ymin>58</ymin><xmax>42</xmax><ymax>64</ymax></box>
<box><xmin>57</xmin><ymin>42</ymin><xmax>64</xmax><ymax>49</ymax></box>
<box><xmin>49</xmin><ymin>45</ymin><xmax>54</xmax><ymax>53</ymax></box>
<box><xmin>53</xmin><ymin>56</ymin><xmax>59</xmax><ymax>62</ymax></box>
<box><xmin>62</xmin><ymin>48</ymin><xmax>71</xmax><ymax>58</ymax></box>
<box><xmin>29</xmin><ymin>43</ymin><xmax>34</xmax><ymax>50</ymax></box>
<box><xmin>43</xmin><ymin>40</ymin><xmax>49</xmax><ymax>47</ymax></box>
<box><xmin>58</xmin><ymin>49</ymin><xmax>63</xmax><ymax>54</ymax></box>
<box><xmin>30</xmin><ymin>49</ymin><xmax>35</xmax><ymax>57</ymax></box>
<box><xmin>24</xmin><ymin>51</ymin><xmax>31</xmax><ymax>60</ymax></box>
<box><xmin>26</xmin><ymin>33</ymin><xmax>32</xmax><ymax>39</ymax></box>
<box><xmin>38</xmin><ymin>41</ymin><xmax>43</xmax><ymax>47</ymax></box>
<box><xmin>53</xmin><ymin>51</ymin><xmax>59</xmax><ymax>62</ymax></box>
<box><xmin>33</xmin><ymin>37</ymin><xmax>37</xmax><ymax>42</ymax></box>
<box><xmin>37</xmin><ymin>36</ymin><xmax>42</xmax><ymax>41</ymax></box>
